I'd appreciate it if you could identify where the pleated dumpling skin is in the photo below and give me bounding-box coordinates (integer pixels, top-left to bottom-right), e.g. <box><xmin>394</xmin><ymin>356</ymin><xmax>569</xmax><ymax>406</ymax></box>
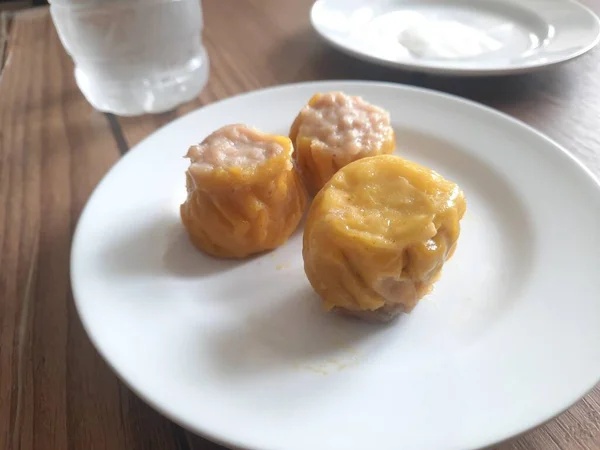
<box><xmin>289</xmin><ymin>91</ymin><xmax>395</xmax><ymax>196</ymax></box>
<box><xmin>181</xmin><ymin>124</ymin><xmax>308</xmax><ymax>259</ymax></box>
<box><xmin>302</xmin><ymin>155</ymin><xmax>466</xmax><ymax>322</ymax></box>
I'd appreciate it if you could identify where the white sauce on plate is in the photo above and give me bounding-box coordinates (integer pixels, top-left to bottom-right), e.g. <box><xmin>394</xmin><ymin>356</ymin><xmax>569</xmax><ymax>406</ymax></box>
<box><xmin>398</xmin><ymin>18</ymin><xmax>503</xmax><ymax>59</ymax></box>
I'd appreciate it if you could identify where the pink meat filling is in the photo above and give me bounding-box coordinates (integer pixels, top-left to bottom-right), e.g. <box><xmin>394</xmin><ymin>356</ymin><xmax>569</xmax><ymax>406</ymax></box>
<box><xmin>296</xmin><ymin>91</ymin><xmax>391</xmax><ymax>156</ymax></box>
<box><xmin>187</xmin><ymin>124</ymin><xmax>284</xmax><ymax>171</ymax></box>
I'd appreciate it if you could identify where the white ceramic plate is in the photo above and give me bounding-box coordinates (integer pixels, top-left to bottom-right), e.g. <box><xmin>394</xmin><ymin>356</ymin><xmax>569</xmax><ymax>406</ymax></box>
<box><xmin>311</xmin><ymin>0</ymin><xmax>600</xmax><ymax>75</ymax></box>
<box><xmin>71</xmin><ymin>81</ymin><xmax>600</xmax><ymax>450</ymax></box>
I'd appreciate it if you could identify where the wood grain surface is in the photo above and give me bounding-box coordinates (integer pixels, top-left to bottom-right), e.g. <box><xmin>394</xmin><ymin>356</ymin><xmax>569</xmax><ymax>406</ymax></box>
<box><xmin>1</xmin><ymin>2</ymin><xmax>600</xmax><ymax>449</ymax></box>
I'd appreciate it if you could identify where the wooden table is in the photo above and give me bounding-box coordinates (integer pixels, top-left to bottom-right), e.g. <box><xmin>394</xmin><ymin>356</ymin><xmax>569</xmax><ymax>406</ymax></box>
<box><xmin>2</xmin><ymin>2</ymin><xmax>600</xmax><ymax>449</ymax></box>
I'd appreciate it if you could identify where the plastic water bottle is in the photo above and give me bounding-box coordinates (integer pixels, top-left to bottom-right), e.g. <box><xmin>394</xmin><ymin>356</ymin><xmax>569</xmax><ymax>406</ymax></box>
<box><xmin>49</xmin><ymin>0</ymin><xmax>209</xmax><ymax>116</ymax></box>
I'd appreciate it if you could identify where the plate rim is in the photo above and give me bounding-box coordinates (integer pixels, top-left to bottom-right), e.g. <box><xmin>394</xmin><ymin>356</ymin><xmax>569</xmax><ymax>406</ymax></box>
<box><xmin>70</xmin><ymin>80</ymin><xmax>600</xmax><ymax>450</ymax></box>
<box><xmin>310</xmin><ymin>0</ymin><xmax>600</xmax><ymax>76</ymax></box>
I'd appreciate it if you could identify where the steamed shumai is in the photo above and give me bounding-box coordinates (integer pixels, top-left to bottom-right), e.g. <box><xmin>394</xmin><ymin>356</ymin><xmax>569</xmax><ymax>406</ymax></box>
<box><xmin>289</xmin><ymin>91</ymin><xmax>395</xmax><ymax>195</ymax></box>
<box><xmin>302</xmin><ymin>155</ymin><xmax>466</xmax><ymax>322</ymax></box>
<box><xmin>180</xmin><ymin>124</ymin><xmax>308</xmax><ymax>259</ymax></box>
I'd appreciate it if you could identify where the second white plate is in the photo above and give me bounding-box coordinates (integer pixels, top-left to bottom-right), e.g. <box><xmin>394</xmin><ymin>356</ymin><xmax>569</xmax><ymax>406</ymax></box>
<box><xmin>311</xmin><ymin>0</ymin><xmax>600</xmax><ymax>75</ymax></box>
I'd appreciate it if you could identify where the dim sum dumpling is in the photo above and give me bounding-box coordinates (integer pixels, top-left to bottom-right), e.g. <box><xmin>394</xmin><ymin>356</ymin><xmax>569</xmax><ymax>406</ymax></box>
<box><xmin>302</xmin><ymin>154</ymin><xmax>466</xmax><ymax>322</ymax></box>
<box><xmin>181</xmin><ymin>124</ymin><xmax>308</xmax><ymax>259</ymax></box>
<box><xmin>289</xmin><ymin>91</ymin><xmax>395</xmax><ymax>195</ymax></box>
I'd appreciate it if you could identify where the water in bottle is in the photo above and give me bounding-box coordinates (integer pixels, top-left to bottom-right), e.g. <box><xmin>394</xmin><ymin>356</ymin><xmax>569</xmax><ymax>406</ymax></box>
<box><xmin>49</xmin><ymin>0</ymin><xmax>209</xmax><ymax>116</ymax></box>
